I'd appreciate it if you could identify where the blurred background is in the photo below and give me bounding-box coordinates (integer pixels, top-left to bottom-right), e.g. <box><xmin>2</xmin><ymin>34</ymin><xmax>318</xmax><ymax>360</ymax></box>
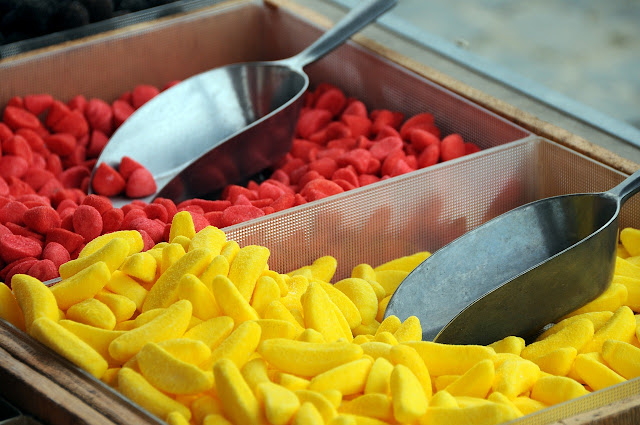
<box><xmin>389</xmin><ymin>0</ymin><xmax>640</xmax><ymax>130</ymax></box>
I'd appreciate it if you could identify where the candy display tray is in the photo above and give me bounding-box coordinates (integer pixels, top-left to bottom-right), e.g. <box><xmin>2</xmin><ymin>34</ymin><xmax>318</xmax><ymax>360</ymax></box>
<box><xmin>0</xmin><ymin>0</ymin><xmax>639</xmax><ymax>424</ymax></box>
<box><xmin>2</xmin><ymin>138</ymin><xmax>640</xmax><ymax>425</ymax></box>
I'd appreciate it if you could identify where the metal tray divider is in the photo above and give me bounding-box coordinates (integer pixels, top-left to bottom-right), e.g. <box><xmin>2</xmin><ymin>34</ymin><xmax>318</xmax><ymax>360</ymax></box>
<box><xmin>0</xmin><ymin>1</ymin><xmax>637</xmax><ymax>424</ymax></box>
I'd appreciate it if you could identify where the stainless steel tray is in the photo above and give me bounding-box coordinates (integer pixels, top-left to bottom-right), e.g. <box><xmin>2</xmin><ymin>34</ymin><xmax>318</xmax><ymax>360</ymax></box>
<box><xmin>0</xmin><ymin>1</ymin><xmax>638</xmax><ymax>425</ymax></box>
<box><xmin>2</xmin><ymin>137</ymin><xmax>639</xmax><ymax>425</ymax></box>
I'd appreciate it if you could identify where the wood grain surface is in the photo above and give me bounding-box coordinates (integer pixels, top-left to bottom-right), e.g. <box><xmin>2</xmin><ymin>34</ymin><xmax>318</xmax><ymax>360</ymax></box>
<box><xmin>548</xmin><ymin>394</ymin><xmax>640</xmax><ymax>425</ymax></box>
<box><xmin>0</xmin><ymin>2</ymin><xmax>639</xmax><ymax>425</ymax></box>
<box><xmin>0</xmin><ymin>322</ymin><xmax>162</xmax><ymax>425</ymax></box>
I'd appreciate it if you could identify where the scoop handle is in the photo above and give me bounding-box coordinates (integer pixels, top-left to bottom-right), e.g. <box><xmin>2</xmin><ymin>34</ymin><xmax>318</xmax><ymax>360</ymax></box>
<box><xmin>608</xmin><ymin>167</ymin><xmax>640</xmax><ymax>204</ymax></box>
<box><xmin>285</xmin><ymin>0</ymin><xmax>397</xmax><ymax>69</ymax></box>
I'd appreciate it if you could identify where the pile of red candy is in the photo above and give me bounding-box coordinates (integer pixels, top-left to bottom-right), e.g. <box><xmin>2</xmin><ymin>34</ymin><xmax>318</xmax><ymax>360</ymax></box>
<box><xmin>0</xmin><ymin>81</ymin><xmax>480</xmax><ymax>284</ymax></box>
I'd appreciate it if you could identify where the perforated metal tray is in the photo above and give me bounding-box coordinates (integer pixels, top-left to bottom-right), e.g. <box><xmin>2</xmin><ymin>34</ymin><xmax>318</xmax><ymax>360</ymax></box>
<box><xmin>227</xmin><ymin>136</ymin><xmax>640</xmax><ymax>425</ymax></box>
<box><xmin>2</xmin><ymin>137</ymin><xmax>639</xmax><ymax>425</ymax></box>
<box><xmin>0</xmin><ymin>1</ymin><xmax>638</xmax><ymax>425</ymax></box>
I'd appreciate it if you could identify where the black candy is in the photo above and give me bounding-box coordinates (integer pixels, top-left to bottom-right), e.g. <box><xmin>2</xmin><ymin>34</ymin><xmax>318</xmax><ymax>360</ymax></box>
<box><xmin>0</xmin><ymin>0</ymin><xmax>181</xmax><ymax>46</ymax></box>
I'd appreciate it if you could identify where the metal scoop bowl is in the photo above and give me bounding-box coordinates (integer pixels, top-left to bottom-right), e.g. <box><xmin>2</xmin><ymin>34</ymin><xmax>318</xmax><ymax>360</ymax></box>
<box><xmin>385</xmin><ymin>167</ymin><xmax>640</xmax><ymax>346</ymax></box>
<box><xmin>89</xmin><ymin>0</ymin><xmax>397</xmax><ymax>208</ymax></box>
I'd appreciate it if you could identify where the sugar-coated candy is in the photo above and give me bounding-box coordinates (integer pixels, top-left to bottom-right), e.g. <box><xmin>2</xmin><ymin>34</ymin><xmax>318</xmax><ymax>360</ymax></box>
<box><xmin>109</xmin><ymin>299</ymin><xmax>192</xmax><ymax>362</ymax></box>
<box><xmin>118</xmin><ymin>368</ymin><xmax>192</xmax><ymax>421</ymax></box>
<box><xmin>137</xmin><ymin>342</ymin><xmax>214</xmax><ymax>395</ymax></box>
<box><xmin>31</xmin><ymin>317</ymin><xmax>108</xmax><ymax>378</ymax></box>
<box><xmin>11</xmin><ymin>273</ymin><xmax>59</xmax><ymax>333</ymax></box>
<box><xmin>50</xmin><ymin>261</ymin><xmax>111</xmax><ymax>310</ymax></box>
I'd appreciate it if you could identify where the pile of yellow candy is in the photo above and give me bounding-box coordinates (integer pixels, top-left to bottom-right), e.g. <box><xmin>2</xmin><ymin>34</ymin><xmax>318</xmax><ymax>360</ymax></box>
<box><xmin>1</xmin><ymin>211</ymin><xmax>640</xmax><ymax>425</ymax></box>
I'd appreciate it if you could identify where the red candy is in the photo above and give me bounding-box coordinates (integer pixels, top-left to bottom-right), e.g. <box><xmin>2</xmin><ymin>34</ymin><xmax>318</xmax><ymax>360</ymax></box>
<box><xmin>0</xmin><ymin>155</ymin><xmax>29</xmax><ymax>179</ymax></box>
<box><xmin>296</xmin><ymin>109</ymin><xmax>332</xmax><ymax>139</ymax></box>
<box><xmin>22</xmin><ymin>206</ymin><xmax>61</xmax><ymax>234</ymax></box>
<box><xmin>7</xmin><ymin>97</ymin><xmax>23</xmax><ymax>108</ymax></box>
<box><xmin>42</xmin><ymin>242</ymin><xmax>71</xmax><ymax>268</ymax></box>
<box><xmin>314</xmin><ymin>88</ymin><xmax>347</xmax><ymax>117</ymax></box>
<box><xmin>52</xmin><ymin>110</ymin><xmax>89</xmax><ymax>138</ymax></box>
<box><xmin>389</xmin><ymin>159</ymin><xmax>415</xmax><ymax>177</ymax></box>
<box><xmin>410</xmin><ymin>129</ymin><xmax>440</xmax><ymax>150</ymax></box>
<box><xmin>121</xmin><ymin>208</ymin><xmax>146</xmax><ymax>230</ymax></box>
<box><xmin>138</xmin><ymin>229</ymin><xmax>154</xmax><ymax>252</ymax></box>
<box><xmin>341</xmin><ymin>115</ymin><xmax>371</xmax><ymax>139</ymax></box>
<box><xmin>59</xmin><ymin>165</ymin><xmax>91</xmax><ymax>189</ymax></box>
<box><xmin>27</xmin><ymin>259</ymin><xmax>58</xmax><ymax>281</ymax></box>
<box><xmin>297</xmin><ymin>171</ymin><xmax>323</xmax><ymax>191</ymax></box>
<box><xmin>153</xmin><ymin>198</ymin><xmax>177</xmax><ymax>222</ymax></box>
<box><xmin>271</xmin><ymin>193</ymin><xmax>295</xmax><ymax>212</ymax></box>
<box><xmin>257</xmin><ymin>182</ymin><xmax>287</xmax><ymax>201</ymax></box>
<box><xmin>68</xmin><ymin>95</ymin><xmax>87</xmax><ymax>112</ymax></box>
<box><xmin>0</xmin><ymin>234</ymin><xmax>42</xmax><ymax>263</ymax></box>
<box><xmin>92</xmin><ymin>163</ymin><xmax>126</xmax><ymax>197</ymax></box>
<box><xmin>0</xmin><ymin>123</ymin><xmax>13</xmax><ymax>142</ymax></box>
<box><xmin>338</xmin><ymin>149</ymin><xmax>372</xmax><ymax>174</ymax></box>
<box><xmin>325</xmin><ymin>122</ymin><xmax>352</xmax><ymax>141</ymax></box>
<box><xmin>45</xmin><ymin>133</ymin><xmax>76</xmax><ymax>156</ymax></box>
<box><xmin>3</xmin><ymin>135</ymin><xmax>33</xmax><ymax>163</ymax></box>
<box><xmin>131</xmin><ymin>85</ymin><xmax>160</xmax><ymax>110</ymax></box>
<box><xmin>81</xmin><ymin>194</ymin><xmax>112</xmax><ymax>215</ymax></box>
<box><xmin>308</xmin><ymin>158</ymin><xmax>338</xmax><ymax>179</ymax></box>
<box><xmin>118</xmin><ymin>156</ymin><xmax>144</xmax><ymax>180</ymax></box>
<box><xmin>102</xmin><ymin>208</ymin><xmax>124</xmax><ymax>234</ymax></box>
<box><xmin>291</xmin><ymin>139</ymin><xmax>319</xmax><ymax>162</ymax></box>
<box><xmin>369</xmin><ymin>136</ymin><xmax>403</xmax><ymax>161</ymax></box>
<box><xmin>375</xmin><ymin>125</ymin><xmax>401</xmax><ymax>141</ymax></box>
<box><xmin>371</xmin><ymin>109</ymin><xmax>404</xmax><ymax>134</ymax></box>
<box><xmin>72</xmin><ymin>205</ymin><xmax>103</xmax><ymax>242</ymax></box>
<box><xmin>0</xmin><ymin>179</ymin><xmax>9</xmax><ymax>197</ymax></box>
<box><xmin>178</xmin><ymin>199</ymin><xmax>231</xmax><ymax>214</ymax></box>
<box><xmin>112</xmin><ymin>100</ymin><xmax>135</xmax><ymax>128</ymax></box>
<box><xmin>440</xmin><ymin>134</ymin><xmax>466</xmax><ymax>162</ymax></box>
<box><xmin>221</xmin><ymin>205</ymin><xmax>265</xmax><ymax>227</ymax></box>
<box><xmin>4</xmin><ymin>222</ymin><xmax>43</xmax><ymax>242</ymax></box>
<box><xmin>125</xmin><ymin>167</ymin><xmax>157</xmax><ymax>198</ymax></box>
<box><xmin>45</xmin><ymin>101</ymin><xmax>71</xmax><ymax>129</ymax></box>
<box><xmin>7</xmin><ymin>177</ymin><xmax>35</xmax><ymax>197</ymax></box>
<box><xmin>87</xmin><ymin>130</ymin><xmax>109</xmax><ymax>158</ymax></box>
<box><xmin>300</xmin><ymin>179</ymin><xmax>344</xmax><ymax>201</ymax></box>
<box><xmin>45</xmin><ymin>228</ymin><xmax>84</xmax><ymax>253</ymax></box>
<box><xmin>465</xmin><ymin>142</ymin><xmax>481</xmax><ymax>155</ymax></box>
<box><xmin>45</xmin><ymin>154</ymin><xmax>63</xmax><ymax>176</ymax></box>
<box><xmin>191</xmin><ymin>212</ymin><xmax>209</xmax><ymax>233</ymax></box>
<box><xmin>85</xmin><ymin>99</ymin><xmax>114</xmax><ymax>135</ymax></box>
<box><xmin>0</xmin><ymin>201</ymin><xmax>28</xmax><ymax>225</ymax></box>
<box><xmin>399</xmin><ymin>112</ymin><xmax>437</xmax><ymax>140</ymax></box>
<box><xmin>3</xmin><ymin>106</ymin><xmax>41</xmax><ymax>130</ymax></box>
<box><xmin>129</xmin><ymin>217</ymin><xmax>164</xmax><ymax>243</ymax></box>
<box><xmin>418</xmin><ymin>144</ymin><xmax>440</xmax><ymax>168</ymax></box>
<box><xmin>17</xmin><ymin>194</ymin><xmax>50</xmax><ymax>208</ymax></box>
<box><xmin>24</xmin><ymin>94</ymin><xmax>54</xmax><ymax>116</ymax></box>
<box><xmin>342</xmin><ymin>100</ymin><xmax>368</xmax><ymax>118</ymax></box>
<box><xmin>3</xmin><ymin>258</ymin><xmax>39</xmax><ymax>284</ymax></box>
<box><xmin>332</xmin><ymin>166</ymin><xmax>359</xmax><ymax>188</ymax></box>
<box><xmin>55</xmin><ymin>199</ymin><xmax>78</xmax><ymax>214</ymax></box>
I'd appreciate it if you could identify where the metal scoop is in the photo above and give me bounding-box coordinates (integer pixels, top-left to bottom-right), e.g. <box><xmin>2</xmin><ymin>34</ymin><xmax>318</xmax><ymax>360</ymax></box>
<box><xmin>89</xmin><ymin>0</ymin><xmax>397</xmax><ymax>207</ymax></box>
<box><xmin>385</xmin><ymin>167</ymin><xmax>640</xmax><ymax>346</ymax></box>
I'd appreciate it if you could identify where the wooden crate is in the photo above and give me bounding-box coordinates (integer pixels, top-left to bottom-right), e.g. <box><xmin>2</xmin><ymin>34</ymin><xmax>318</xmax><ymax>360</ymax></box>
<box><xmin>0</xmin><ymin>1</ymin><xmax>639</xmax><ymax>424</ymax></box>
